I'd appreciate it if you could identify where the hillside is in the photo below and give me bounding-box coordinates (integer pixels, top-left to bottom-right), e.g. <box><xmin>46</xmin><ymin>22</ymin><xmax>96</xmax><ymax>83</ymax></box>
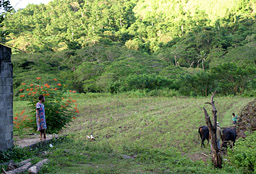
<box><xmin>12</xmin><ymin>44</ymin><xmax>256</xmax><ymax>97</ymax></box>
<box><xmin>4</xmin><ymin>0</ymin><xmax>256</xmax><ymax>56</ymax></box>
<box><xmin>3</xmin><ymin>0</ymin><xmax>256</xmax><ymax>67</ymax></box>
<box><xmin>2</xmin><ymin>0</ymin><xmax>254</xmax><ymax>96</ymax></box>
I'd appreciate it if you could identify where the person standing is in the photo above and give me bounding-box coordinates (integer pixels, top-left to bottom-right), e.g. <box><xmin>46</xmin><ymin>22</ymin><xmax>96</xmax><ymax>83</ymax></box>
<box><xmin>36</xmin><ymin>95</ymin><xmax>47</xmax><ymax>140</ymax></box>
<box><xmin>232</xmin><ymin>113</ymin><xmax>238</xmax><ymax>125</ymax></box>
<box><xmin>216</xmin><ymin>122</ymin><xmax>222</xmax><ymax>149</ymax></box>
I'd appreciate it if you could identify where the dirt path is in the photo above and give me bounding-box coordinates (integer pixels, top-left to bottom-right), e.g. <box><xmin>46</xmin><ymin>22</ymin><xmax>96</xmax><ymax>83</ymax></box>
<box><xmin>14</xmin><ymin>134</ymin><xmax>58</xmax><ymax>148</ymax></box>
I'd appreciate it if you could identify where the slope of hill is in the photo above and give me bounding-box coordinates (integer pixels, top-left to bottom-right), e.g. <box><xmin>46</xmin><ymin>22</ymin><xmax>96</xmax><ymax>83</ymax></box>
<box><xmin>3</xmin><ymin>0</ymin><xmax>256</xmax><ymax>63</ymax></box>
<box><xmin>4</xmin><ymin>0</ymin><xmax>255</xmax><ymax>96</ymax></box>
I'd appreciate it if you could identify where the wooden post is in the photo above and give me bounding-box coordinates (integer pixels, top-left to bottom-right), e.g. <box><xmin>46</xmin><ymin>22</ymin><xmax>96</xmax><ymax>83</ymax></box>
<box><xmin>203</xmin><ymin>92</ymin><xmax>222</xmax><ymax>168</ymax></box>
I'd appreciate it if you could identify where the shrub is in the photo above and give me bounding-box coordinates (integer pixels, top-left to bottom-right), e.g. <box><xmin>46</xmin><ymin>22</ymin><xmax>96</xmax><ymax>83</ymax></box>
<box><xmin>178</xmin><ymin>71</ymin><xmax>214</xmax><ymax>96</ymax></box>
<box><xmin>118</xmin><ymin>74</ymin><xmax>174</xmax><ymax>92</ymax></box>
<box><xmin>16</xmin><ymin>77</ymin><xmax>79</xmax><ymax>134</ymax></box>
<box><xmin>125</xmin><ymin>38</ymin><xmax>144</xmax><ymax>50</ymax></box>
<box><xmin>0</xmin><ymin>147</ymin><xmax>32</xmax><ymax>163</ymax></box>
<box><xmin>13</xmin><ymin>109</ymin><xmax>31</xmax><ymax>135</ymax></box>
<box><xmin>228</xmin><ymin>131</ymin><xmax>256</xmax><ymax>173</ymax></box>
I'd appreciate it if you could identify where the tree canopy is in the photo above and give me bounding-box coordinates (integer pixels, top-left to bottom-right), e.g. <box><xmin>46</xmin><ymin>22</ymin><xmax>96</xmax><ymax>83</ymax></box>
<box><xmin>3</xmin><ymin>0</ymin><xmax>256</xmax><ymax>96</ymax></box>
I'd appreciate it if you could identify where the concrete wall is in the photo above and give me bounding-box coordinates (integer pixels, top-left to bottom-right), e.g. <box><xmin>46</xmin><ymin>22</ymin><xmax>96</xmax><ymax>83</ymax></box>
<box><xmin>0</xmin><ymin>44</ymin><xmax>13</xmax><ymax>150</ymax></box>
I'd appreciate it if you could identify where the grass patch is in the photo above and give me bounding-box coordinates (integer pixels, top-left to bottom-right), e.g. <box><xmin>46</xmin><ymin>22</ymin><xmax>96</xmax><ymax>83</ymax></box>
<box><xmin>62</xmin><ymin>95</ymin><xmax>253</xmax><ymax>154</ymax></box>
<box><xmin>41</xmin><ymin>137</ymin><xmax>221</xmax><ymax>174</ymax></box>
<box><xmin>12</xmin><ymin>94</ymin><xmax>254</xmax><ymax>173</ymax></box>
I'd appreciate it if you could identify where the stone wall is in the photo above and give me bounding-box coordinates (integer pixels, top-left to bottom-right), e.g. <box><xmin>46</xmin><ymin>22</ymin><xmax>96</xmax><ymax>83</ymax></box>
<box><xmin>0</xmin><ymin>44</ymin><xmax>13</xmax><ymax>150</ymax></box>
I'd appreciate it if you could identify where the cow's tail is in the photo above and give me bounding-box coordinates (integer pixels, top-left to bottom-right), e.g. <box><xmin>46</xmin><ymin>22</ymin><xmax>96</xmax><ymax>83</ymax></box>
<box><xmin>198</xmin><ymin>127</ymin><xmax>202</xmax><ymax>140</ymax></box>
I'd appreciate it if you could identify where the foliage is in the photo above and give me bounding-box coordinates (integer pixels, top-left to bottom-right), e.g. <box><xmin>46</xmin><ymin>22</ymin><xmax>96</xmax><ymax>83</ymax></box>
<box><xmin>178</xmin><ymin>70</ymin><xmax>213</xmax><ymax>96</ymax></box>
<box><xmin>0</xmin><ymin>146</ymin><xmax>31</xmax><ymax>163</ymax></box>
<box><xmin>11</xmin><ymin>48</ymin><xmax>256</xmax><ymax>96</ymax></box>
<box><xmin>210</xmin><ymin>63</ymin><xmax>256</xmax><ymax>95</ymax></box>
<box><xmin>13</xmin><ymin>109</ymin><xmax>31</xmax><ymax>135</ymax></box>
<box><xmin>0</xmin><ymin>0</ymin><xmax>12</xmax><ymax>42</ymax></box>
<box><xmin>1</xmin><ymin>0</ymin><xmax>12</xmax><ymax>12</ymax></box>
<box><xmin>228</xmin><ymin>131</ymin><xmax>256</xmax><ymax>173</ymax></box>
<box><xmin>4</xmin><ymin>0</ymin><xmax>256</xmax><ymax>97</ymax></box>
<box><xmin>113</xmin><ymin>74</ymin><xmax>174</xmax><ymax>92</ymax></box>
<box><xmin>15</xmin><ymin>77</ymin><xmax>79</xmax><ymax>134</ymax></box>
<box><xmin>3</xmin><ymin>0</ymin><xmax>256</xmax><ymax>56</ymax></box>
<box><xmin>178</xmin><ymin>63</ymin><xmax>256</xmax><ymax>96</ymax></box>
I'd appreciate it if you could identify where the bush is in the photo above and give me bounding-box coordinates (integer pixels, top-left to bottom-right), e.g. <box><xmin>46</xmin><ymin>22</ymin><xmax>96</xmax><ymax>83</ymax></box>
<box><xmin>125</xmin><ymin>38</ymin><xmax>144</xmax><ymax>51</ymax></box>
<box><xmin>114</xmin><ymin>74</ymin><xmax>174</xmax><ymax>92</ymax></box>
<box><xmin>228</xmin><ymin>131</ymin><xmax>256</xmax><ymax>173</ymax></box>
<box><xmin>15</xmin><ymin>77</ymin><xmax>79</xmax><ymax>134</ymax></box>
<box><xmin>178</xmin><ymin>71</ymin><xmax>214</xmax><ymax>96</ymax></box>
<box><xmin>0</xmin><ymin>147</ymin><xmax>32</xmax><ymax>163</ymax></box>
<box><xmin>210</xmin><ymin>63</ymin><xmax>256</xmax><ymax>95</ymax></box>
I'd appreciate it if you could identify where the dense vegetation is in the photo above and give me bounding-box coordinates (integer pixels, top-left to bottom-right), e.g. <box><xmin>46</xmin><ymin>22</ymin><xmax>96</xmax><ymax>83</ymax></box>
<box><xmin>15</xmin><ymin>78</ymin><xmax>79</xmax><ymax>134</ymax></box>
<box><xmin>228</xmin><ymin>131</ymin><xmax>256</xmax><ymax>173</ymax></box>
<box><xmin>2</xmin><ymin>0</ymin><xmax>256</xmax><ymax>96</ymax></box>
<box><xmin>11</xmin><ymin>47</ymin><xmax>256</xmax><ymax>97</ymax></box>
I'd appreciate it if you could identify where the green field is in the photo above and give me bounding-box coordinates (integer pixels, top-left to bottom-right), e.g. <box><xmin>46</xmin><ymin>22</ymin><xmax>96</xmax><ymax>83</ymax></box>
<box><xmin>26</xmin><ymin>94</ymin><xmax>253</xmax><ymax>173</ymax></box>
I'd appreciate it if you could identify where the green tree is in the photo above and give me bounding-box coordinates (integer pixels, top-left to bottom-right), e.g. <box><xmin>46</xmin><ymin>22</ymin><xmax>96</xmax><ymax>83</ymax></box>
<box><xmin>210</xmin><ymin>63</ymin><xmax>256</xmax><ymax>95</ymax></box>
<box><xmin>0</xmin><ymin>0</ymin><xmax>12</xmax><ymax>42</ymax></box>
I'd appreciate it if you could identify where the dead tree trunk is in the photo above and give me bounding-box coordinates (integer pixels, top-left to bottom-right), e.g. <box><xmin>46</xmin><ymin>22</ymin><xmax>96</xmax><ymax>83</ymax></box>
<box><xmin>6</xmin><ymin>162</ymin><xmax>32</xmax><ymax>174</ymax></box>
<box><xmin>28</xmin><ymin>159</ymin><xmax>48</xmax><ymax>174</ymax></box>
<box><xmin>203</xmin><ymin>92</ymin><xmax>222</xmax><ymax>168</ymax></box>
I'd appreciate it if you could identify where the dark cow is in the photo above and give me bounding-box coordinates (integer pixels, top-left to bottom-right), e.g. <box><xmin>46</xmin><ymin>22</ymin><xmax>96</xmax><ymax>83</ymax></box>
<box><xmin>221</xmin><ymin>127</ymin><xmax>237</xmax><ymax>148</ymax></box>
<box><xmin>198</xmin><ymin>126</ymin><xmax>209</xmax><ymax>148</ymax></box>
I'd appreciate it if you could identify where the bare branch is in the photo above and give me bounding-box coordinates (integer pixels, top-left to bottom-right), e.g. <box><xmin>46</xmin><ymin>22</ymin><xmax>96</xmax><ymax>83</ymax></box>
<box><xmin>211</xmin><ymin>91</ymin><xmax>217</xmax><ymax>103</ymax></box>
<box><xmin>203</xmin><ymin>108</ymin><xmax>209</xmax><ymax>118</ymax></box>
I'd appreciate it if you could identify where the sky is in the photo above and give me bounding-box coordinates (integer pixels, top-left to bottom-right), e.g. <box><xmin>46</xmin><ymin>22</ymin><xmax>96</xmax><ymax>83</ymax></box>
<box><xmin>9</xmin><ymin>0</ymin><xmax>53</xmax><ymax>10</ymax></box>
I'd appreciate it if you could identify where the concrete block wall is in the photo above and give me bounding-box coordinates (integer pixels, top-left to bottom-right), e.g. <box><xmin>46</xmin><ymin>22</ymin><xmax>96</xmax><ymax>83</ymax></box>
<box><xmin>0</xmin><ymin>44</ymin><xmax>13</xmax><ymax>151</ymax></box>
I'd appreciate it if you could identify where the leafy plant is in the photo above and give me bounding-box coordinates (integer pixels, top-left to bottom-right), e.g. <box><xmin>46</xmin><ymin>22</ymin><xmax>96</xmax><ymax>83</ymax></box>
<box><xmin>16</xmin><ymin>77</ymin><xmax>79</xmax><ymax>134</ymax></box>
<box><xmin>228</xmin><ymin>131</ymin><xmax>256</xmax><ymax>173</ymax></box>
<box><xmin>0</xmin><ymin>147</ymin><xmax>31</xmax><ymax>163</ymax></box>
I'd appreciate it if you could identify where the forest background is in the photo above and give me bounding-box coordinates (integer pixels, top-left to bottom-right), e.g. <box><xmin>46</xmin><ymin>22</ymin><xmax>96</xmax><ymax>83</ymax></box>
<box><xmin>1</xmin><ymin>0</ymin><xmax>256</xmax><ymax>97</ymax></box>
